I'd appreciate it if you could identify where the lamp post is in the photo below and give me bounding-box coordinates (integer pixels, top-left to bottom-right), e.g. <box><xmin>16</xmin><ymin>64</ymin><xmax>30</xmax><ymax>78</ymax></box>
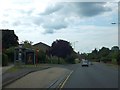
<box><xmin>71</xmin><ymin>41</ymin><xmax>78</xmax><ymax>51</ymax></box>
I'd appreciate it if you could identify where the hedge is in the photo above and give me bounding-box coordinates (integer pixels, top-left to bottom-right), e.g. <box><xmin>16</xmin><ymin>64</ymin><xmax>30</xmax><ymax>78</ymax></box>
<box><xmin>2</xmin><ymin>53</ymin><xmax>8</xmax><ymax>66</ymax></box>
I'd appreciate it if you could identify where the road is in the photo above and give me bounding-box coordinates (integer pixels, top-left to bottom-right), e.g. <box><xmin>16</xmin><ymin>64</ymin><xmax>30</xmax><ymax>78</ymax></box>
<box><xmin>62</xmin><ymin>62</ymin><xmax>118</xmax><ymax>88</ymax></box>
<box><xmin>3</xmin><ymin>62</ymin><xmax>118</xmax><ymax>88</ymax></box>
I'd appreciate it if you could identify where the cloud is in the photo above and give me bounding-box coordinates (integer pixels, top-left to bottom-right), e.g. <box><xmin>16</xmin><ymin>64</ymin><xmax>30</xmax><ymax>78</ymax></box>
<box><xmin>41</xmin><ymin>2</ymin><xmax>112</xmax><ymax>17</ymax></box>
<box><xmin>1</xmin><ymin>20</ymin><xmax>9</xmax><ymax>25</ymax></box>
<box><xmin>33</xmin><ymin>16</ymin><xmax>44</xmax><ymax>26</ymax></box>
<box><xmin>35</xmin><ymin>2</ymin><xmax>113</xmax><ymax>34</ymax></box>
<box><xmin>2</xmin><ymin>2</ymin><xmax>113</xmax><ymax>34</ymax></box>
<box><xmin>19</xmin><ymin>9</ymin><xmax>34</xmax><ymax>15</ymax></box>
<box><xmin>0</xmin><ymin>1</ymin><xmax>117</xmax><ymax>53</ymax></box>
<box><xmin>13</xmin><ymin>21</ymin><xmax>21</xmax><ymax>26</ymax></box>
<box><xmin>73</xmin><ymin>2</ymin><xmax>112</xmax><ymax>17</ymax></box>
<box><xmin>42</xmin><ymin>17</ymin><xmax>68</xmax><ymax>34</ymax></box>
<box><xmin>43</xmin><ymin>29</ymin><xmax>54</xmax><ymax>34</ymax></box>
<box><xmin>41</xmin><ymin>3</ymin><xmax>63</xmax><ymax>15</ymax></box>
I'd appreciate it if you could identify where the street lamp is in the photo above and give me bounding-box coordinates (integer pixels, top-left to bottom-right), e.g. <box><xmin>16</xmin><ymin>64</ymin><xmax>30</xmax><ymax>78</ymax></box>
<box><xmin>71</xmin><ymin>41</ymin><xmax>78</xmax><ymax>50</ymax></box>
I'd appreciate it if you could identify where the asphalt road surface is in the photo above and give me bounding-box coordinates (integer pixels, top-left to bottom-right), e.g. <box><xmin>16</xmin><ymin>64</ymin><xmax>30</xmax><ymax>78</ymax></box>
<box><xmin>62</xmin><ymin>62</ymin><xmax>118</xmax><ymax>88</ymax></box>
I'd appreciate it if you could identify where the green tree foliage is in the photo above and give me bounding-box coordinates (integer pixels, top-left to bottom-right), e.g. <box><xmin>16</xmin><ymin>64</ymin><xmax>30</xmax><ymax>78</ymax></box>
<box><xmin>99</xmin><ymin>47</ymin><xmax>110</xmax><ymax>57</ymax></box>
<box><xmin>37</xmin><ymin>50</ymin><xmax>46</xmax><ymax>63</ymax></box>
<box><xmin>5</xmin><ymin>47</ymin><xmax>15</xmax><ymax>63</ymax></box>
<box><xmin>2</xmin><ymin>30</ymin><xmax>19</xmax><ymax>66</ymax></box>
<box><xmin>117</xmin><ymin>51</ymin><xmax>120</xmax><ymax>65</ymax></box>
<box><xmin>50</xmin><ymin>39</ymin><xmax>73</xmax><ymax>58</ymax></box>
<box><xmin>98</xmin><ymin>47</ymin><xmax>110</xmax><ymax>62</ymax></box>
<box><xmin>85</xmin><ymin>49</ymin><xmax>99</xmax><ymax>61</ymax></box>
<box><xmin>48</xmin><ymin>39</ymin><xmax>76</xmax><ymax>64</ymax></box>
<box><xmin>21</xmin><ymin>40</ymin><xmax>33</xmax><ymax>48</ymax></box>
<box><xmin>65</xmin><ymin>54</ymin><xmax>76</xmax><ymax>64</ymax></box>
<box><xmin>80</xmin><ymin>53</ymin><xmax>88</xmax><ymax>59</ymax></box>
<box><xmin>91</xmin><ymin>48</ymin><xmax>99</xmax><ymax>61</ymax></box>
<box><xmin>111</xmin><ymin>46</ymin><xmax>119</xmax><ymax>51</ymax></box>
<box><xmin>109</xmin><ymin>48</ymin><xmax>119</xmax><ymax>64</ymax></box>
<box><xmin>92</xmin><ymin>48</ymin><xmax>98</xmax><ymax>54</ymax></box>
<box><xmin>2</xmin><ymin>30</ymin><xmax>19</xmax><ymax>49</ymax></box>
<box><xmin>83</xmin><ymin>46</ymin><xmax>119</xmax><ymax>64</ymax></box>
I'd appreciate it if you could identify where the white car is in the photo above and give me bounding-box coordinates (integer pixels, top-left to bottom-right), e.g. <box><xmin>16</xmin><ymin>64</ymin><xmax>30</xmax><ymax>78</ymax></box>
<box><xmin>81</xmin><ymin>60</ymin><xmax>89</xmax><ymax>67</ymax></box>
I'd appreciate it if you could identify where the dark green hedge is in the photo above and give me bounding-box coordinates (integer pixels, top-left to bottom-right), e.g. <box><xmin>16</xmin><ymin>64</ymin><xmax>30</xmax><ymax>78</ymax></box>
<box><xmin>2</xmin><ymin>53</ymin><xmax>8</xmax><ymax>66</ymax></box>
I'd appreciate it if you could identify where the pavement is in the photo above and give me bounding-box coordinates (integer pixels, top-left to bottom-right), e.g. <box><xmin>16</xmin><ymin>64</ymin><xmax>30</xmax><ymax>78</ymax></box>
<box><xmin>2</xmin><ymin>64</ymin><xmax>52</xmax><ymax>88</ymax></box>
<box><xmin>2</xmin><ymin>64</ymin><xmax>14</xmax><ymax>74</ymax></box>
<box><xmin>3</xmin><ymin>67</ymin><xmax>71</xmax><ymax>88</ymax></box>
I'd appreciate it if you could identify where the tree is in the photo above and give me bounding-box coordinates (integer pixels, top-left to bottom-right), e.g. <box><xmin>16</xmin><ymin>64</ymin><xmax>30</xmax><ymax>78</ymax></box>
<box><xmin>37</xmin><ymin>50</ymin><xmax>46</xmax><ymax>63</ymax></box>
<box><xmin>99</xmin><ymin>47</ymin><xmax>110</xmax><ymax>57</ymax></box>
<box><xmin>5</xmin><ymin>47</ymin><xmax>15</xmax><ymax>63</ymax></box>
<box><xmin>80</xmin><ymin>53</ymin><xmax>88</xmax><ymax>59</ymax></box>
<box><xmin>92</xmin><ymin>48</ymin><xmax>98</xmax><ymax>54</ymax></box>
<box><xmin>117</xmin><ymin>51</ymin><xmax>120</xmax><ymax>65</ymax></box>
<box><xmin>98</xmin><ymin>47</ymin><xmax>110</xmax><ymax>62</ymax></box>
<box><xmin>91</xmin><ymin>48</ymin><xmax>99</xmax><ymax>61</ymax></box>
<box><xmin>109</xmin><ymin>47</ymin><xmax>120</xmax><ymax>64</ymax></box>
<box><xmin>2</xmin><ymin>53</ymin><xmax>8</xmax><ymax>66</ymax></box>
<box><xmin>2</xmin><ymin>29</ymin><xmax>19</xmax><ymax>50</ymax></box>
<box><xmin>50</xmin><ymin>39</ymin><xmax>73</xmax><ymax>58</ymax></box>
<box><xmin>21</xmin><ymin>40</ymin><xmax>33</xmax><ymax>48</ymax></box>
<box><xmin>111</xmin><ymin>46</ymin><xmax>119</xmax><ymax>51</ymax></box>
<box><xmin>2</xmin><ymin>29</ymin><xmax>19</xmax><ymax>65</ymax></box>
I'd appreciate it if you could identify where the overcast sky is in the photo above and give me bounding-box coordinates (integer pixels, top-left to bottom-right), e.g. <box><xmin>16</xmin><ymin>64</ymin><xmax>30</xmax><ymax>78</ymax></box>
<box><xmin>0</xmin><ymin>0</ymin><xmax>118</xmax><ymax>53</ymax></box>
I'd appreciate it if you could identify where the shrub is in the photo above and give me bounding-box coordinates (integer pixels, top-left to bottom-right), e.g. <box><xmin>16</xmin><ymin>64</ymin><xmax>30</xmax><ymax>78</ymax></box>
<box><xmin>51</xmin><ymin>56</ymin><xmax>59</xmax><ymax>64</ymax></box>
<box><xmin>59</xmin><ymin>58</ymin><xmax>66</xmax><ymax>64</ymax></box>
<box><xmin>2</xmin><ymin>53</ymin><xmax>8</xmax><ymax>66</ymax></box>
<box><xmin>75</xmin><ymin>58</ymin><xmax>80</xmax><ymax>64</ymax></box>
<box><xmin>5</xmin><ymin>47</ymin><xmax>15</xmax><ymax>63</ymax></box>
<box><xmin>111</xmin><ymin>59</ymin><xmax>117</xmax><ymax>64</ymax></box>
<box><xmin>65</xmin><ymin>54</ymin><xmax>76</xmax><ymax>64</ymax></box>
<box><xmin>37</xmin><ymin>50</ymin><xmax>46</xmax><ymax>63</ymax></box>
<box><xmin>45</xmin><ymin>55</ymin><xmax>50</xmax><ymax>63</ymax></box>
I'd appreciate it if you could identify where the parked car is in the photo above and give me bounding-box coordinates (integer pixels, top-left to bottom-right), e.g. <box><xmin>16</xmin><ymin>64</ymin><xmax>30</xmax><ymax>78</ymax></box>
<box><xmin>81</xmin><ymin>60</ymin><xmax>89</xmax><ymax>67</ymax></box>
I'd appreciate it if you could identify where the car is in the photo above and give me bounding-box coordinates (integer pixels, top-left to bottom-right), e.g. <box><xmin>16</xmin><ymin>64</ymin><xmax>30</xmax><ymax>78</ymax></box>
<box><xmin>81</xmin><ymin>60</ymin><xmax>89</xmax><ymax>67</ymax></box>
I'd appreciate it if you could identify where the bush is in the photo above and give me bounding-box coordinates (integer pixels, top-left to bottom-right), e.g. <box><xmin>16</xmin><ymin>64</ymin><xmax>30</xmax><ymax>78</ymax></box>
<box><xmin>65</xmin><ymin>54</ymin><xmax>76</xmax><ymax>64</ymax></box>
<box><xmin>100</xmin><ymin>56</ymin><xmax>111</xmax><ymax>63</ymax></box>
<box><xmin>37</xmin><ymin>50</ymin><xmax>46</xmax><ymax>63</ymax></box>
<box><xmin>2</xmin><ymin>53</ymin><xmax>9</xmax><ymax>66</ymax></box>
<box><xmin>101</xmin><ymin>58</ymin><xmax>107</xmax><ymax>63</ymax></box>
<box><xmin>51</xmin><ymin>56</ymin><xmax>59</xmax><ymax>64</ymax></box>
<box><xmin>45</xmin><ymin>55</ymin><xmax>50</xmax><ymax>63</ymax></box>
<box><xmin>5</xmin><ymin>47</ymin><xmax>15</xmax><ymax>63</ymax></box>
<box><xmin>75</xmin><ymin>58</ymin><xmax>80</xmax><ymax>64</ymax></box>
<box><xmin>46</xmin><ymin>56</ymin><xmax>66</xmax><ymax>64</ymax></box>
<box><xmin>111</xmin><ymin>59</ymin><xmax>117</xmax><ymax>64</ymax></box>
<box><xmin>117</xmin><ymin>52</ymin><xmax>120</xmax><ymax>65</ymax></box>
<box><xmin>59</xmin><ymin>58</ymin><xmax>66</xmax><ymax>64</ymax></box>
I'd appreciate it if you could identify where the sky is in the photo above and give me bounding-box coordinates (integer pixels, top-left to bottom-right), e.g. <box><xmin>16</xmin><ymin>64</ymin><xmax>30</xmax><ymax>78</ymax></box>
<box><xmin>0</xmin><ymin>0</ymin><xmax>119</xmax><ymax>53</ymax></box>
